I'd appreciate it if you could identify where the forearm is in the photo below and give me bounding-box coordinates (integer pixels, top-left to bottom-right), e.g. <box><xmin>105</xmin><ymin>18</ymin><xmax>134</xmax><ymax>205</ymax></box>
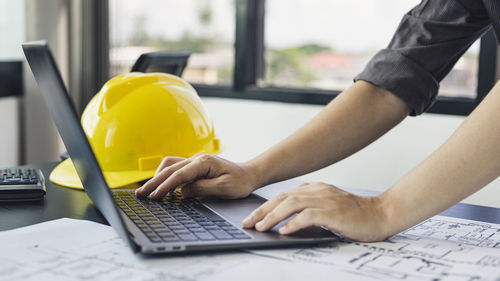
<box><xmin>247</xmin><ymin>80</ymin><xmax>411</xmax><ymax>188</ymax></box>
<box><xmin>381</xmin><ymin>81</ymin><xmax>500</xmax><ymax>236</ymax></box>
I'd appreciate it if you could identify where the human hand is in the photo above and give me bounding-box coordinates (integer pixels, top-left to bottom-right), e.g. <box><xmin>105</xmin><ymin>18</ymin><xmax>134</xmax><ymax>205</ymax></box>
<box><xmin>242</xmin><ymin>182</ymin><xmax>391</xmax><ymax>242</ymax></box>
<box><xmin>135</xmin><ymin>154</ymin><xmax>261</xmax><ymax>200</ymax></box>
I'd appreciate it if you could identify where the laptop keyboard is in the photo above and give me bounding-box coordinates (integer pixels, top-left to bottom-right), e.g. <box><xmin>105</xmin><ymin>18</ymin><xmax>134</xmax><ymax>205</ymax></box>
<box><xmin>112</xmin><ymin>190</ymin><xmax>251</xmax><ymax>243</ymax></box>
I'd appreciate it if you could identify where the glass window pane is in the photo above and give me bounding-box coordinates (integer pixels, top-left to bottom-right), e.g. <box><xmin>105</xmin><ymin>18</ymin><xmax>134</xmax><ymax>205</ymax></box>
<box><xmin>264</xmin><ymin>0</ymin><xmax>479</xmax><ymax>98</ymax></box>
<box><xmin>0</xmin><ymin>0</ymin><xmax>25</xmax><ymax>60</ymax></box>
<box><xmin>109</xmin><ymin>0</ymin><xmax>235</xmax><ymax>85</ymax></box>
<box><xmin>439</xmin><ymin>41</ymin><xmax>479</xmax><ymax>98</ymax></box>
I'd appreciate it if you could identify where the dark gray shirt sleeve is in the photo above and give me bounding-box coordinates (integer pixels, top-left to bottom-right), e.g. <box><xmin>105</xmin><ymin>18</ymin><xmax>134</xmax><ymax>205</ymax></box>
<box><xmin>355</xmin><ymin>0</ymin><xmax>491</xmax><ymax>115</ymax></box>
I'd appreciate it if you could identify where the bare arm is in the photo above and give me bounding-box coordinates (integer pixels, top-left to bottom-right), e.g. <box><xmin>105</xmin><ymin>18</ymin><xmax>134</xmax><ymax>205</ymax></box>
<box><xmin>380</xmin><ymin>81</ymin><xmax>500</xmax><ymax>235</ymax></box>
<box><xmin>136</xmin><ymin>80</ymin><xmax>410</xmax><ymax>199</ymax></box>
<box><xmin>247</xmin><ymin>80</ymin><xmax>411</xmax><ymax>187</ymax></box>
<box><xmin>245</xmin><ymin>82</ymin><xmax>500</xmax><ymax>241</ymax></box>
<box><xmin>137</xmin><ymin>79</ymin><xmax>500</xmax><ymax>242</ymax></box>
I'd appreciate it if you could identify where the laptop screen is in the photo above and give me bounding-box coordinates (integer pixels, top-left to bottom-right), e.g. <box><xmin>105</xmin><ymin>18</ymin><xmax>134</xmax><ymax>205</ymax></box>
<box><xmin>22</xmin><ymin>41</ymin><xmax>138</xmax><ymax>252</ymax></box>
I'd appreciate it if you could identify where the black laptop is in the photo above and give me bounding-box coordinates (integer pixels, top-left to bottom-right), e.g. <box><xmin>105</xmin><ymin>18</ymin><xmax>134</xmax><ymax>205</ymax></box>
<box><xmin>22</xmin><ymin>41</ymin><xmax>338</xmax><ymax>254</ymax></box>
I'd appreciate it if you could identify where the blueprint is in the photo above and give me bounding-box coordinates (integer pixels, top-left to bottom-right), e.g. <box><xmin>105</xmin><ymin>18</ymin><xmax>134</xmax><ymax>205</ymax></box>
<box><xmin>251</xmin><ymin>215</ymin><xmax>500</xmax><ymax>281</ymax></box>
<box><xmin>1</xmin><ymin>216</ymin><xmax>500</xmax><ymax>281</ymax></box>
<box><xmin>0</xmin><ymin>218</ymin><xmax>365</xmax><ymax>281</ymax></box>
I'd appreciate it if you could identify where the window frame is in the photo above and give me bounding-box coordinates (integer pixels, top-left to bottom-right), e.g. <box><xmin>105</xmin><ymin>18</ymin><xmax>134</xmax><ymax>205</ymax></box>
<box><xmin>198</xmin><ymin>0</ymin><xmax>499</xmax><ymax>116</ymax></box>
<box><xmin>106</xmin><ymin>0</ymin><xmax>498</xmax><ymax>116</ymax></box>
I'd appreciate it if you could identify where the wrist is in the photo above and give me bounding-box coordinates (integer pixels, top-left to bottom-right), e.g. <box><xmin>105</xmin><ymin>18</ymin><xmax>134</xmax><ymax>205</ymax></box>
<box><xmin>241</xmin><ymin>158</ymin><xmax>270</xmax><ymax>191</ymax></box>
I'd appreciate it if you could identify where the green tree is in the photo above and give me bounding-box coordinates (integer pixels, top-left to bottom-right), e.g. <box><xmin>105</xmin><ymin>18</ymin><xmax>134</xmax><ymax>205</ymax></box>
<box><xmin>296</xmin><ymin>43</ymin><xmax>331</xmax><ymax>56</ymax></box>
<box><xmin>266</xmin><ymin>49</ymin><xmax>311</xmax><ymax>86</ymax></box>
<box><xmin>265</xmin><ymin>43</ymin><xmax>332</xmax><ymax>86</ymax></box>
<box><xmin>148</xmin><ymin>32</ymin><xmax>220</xmax><ymax>53</ymax></box>
<box><xmin>198</xmin><ymin>1</ymin><xmax>213</xmax><ymax>26</ymax></box>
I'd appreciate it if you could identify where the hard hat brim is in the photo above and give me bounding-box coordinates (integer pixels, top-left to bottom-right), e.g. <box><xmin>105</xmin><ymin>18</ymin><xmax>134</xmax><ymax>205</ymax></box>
<box><xmin>50</xmin><ymin>158</ymin><xmax>155</xmax><ymax>190</ymax></box>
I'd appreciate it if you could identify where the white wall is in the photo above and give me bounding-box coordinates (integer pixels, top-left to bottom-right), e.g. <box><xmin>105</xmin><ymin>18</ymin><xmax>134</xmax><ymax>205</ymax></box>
<box><xmin>24</xmin><ymin>0</ymin><xmax>70</xmax><ymax>164</ymax></box>
<box><xmin>203</xmin><ymin>97</ymin><xmax>500</xmax><ymax>208</ymax></box>
<box><xmin>0</xmin><ymin>0</ymin><xmax>25</xmax><ymax>60</ymax></box>
<box><xmin>0</xmin><ymin>98</ymin><xmax>20</xmax><ymax>167</ymax></box>
<box><xmin>0</xmin><ymin>0</ymin><xmax>25</xmax><ymax>167</ymax></box>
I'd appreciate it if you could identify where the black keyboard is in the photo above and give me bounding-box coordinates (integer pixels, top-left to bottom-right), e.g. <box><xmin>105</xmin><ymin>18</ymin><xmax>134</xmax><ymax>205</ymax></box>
<box><xmin>0</xmin><ymin>168</ymin><xmax>46</xmax><ymax>201</ymax></box>
<box><xmin>112</xmin><ymin>191</ymin><xmax>251</xmax><ymax>243</ymax></box>
<box><xmin>0</xmin><ymin>168</ymin><xmax>41</xmax><ymax>185</ymax></box>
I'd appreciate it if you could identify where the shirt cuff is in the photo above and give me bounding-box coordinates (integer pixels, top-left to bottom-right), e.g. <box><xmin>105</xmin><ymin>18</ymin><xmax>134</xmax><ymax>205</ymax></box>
<box><xmin>354</xmin><ymin>49</ymin><xmax>439</xmax><ymax>116</ymax></box>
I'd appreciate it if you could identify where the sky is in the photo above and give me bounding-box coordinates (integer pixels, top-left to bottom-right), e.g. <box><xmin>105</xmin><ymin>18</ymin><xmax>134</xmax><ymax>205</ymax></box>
<box><xmin>265</xmin><ymin>0</ymin><xmax>421</xmax><ymax>52</ymax></box>
<box><xmin>110</xmin><ymin>0</ymin><xmax>428</xmax><ymax>52</ymax></box>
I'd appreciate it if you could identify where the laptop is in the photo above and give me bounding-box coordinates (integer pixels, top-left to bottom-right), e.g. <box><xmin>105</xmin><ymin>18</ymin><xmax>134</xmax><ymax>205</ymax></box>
<box><xmin>22</xmin><ymin>41</ymin><xmax>338</xmax><ymax>254</ymax></box>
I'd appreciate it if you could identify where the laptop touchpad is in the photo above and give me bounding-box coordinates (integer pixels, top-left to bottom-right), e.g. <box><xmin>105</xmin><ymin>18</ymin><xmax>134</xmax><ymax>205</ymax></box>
<box><xmin>200</xmin><ymin>194</ymin><xmax>337</xmax><ymax>239</ymax></box>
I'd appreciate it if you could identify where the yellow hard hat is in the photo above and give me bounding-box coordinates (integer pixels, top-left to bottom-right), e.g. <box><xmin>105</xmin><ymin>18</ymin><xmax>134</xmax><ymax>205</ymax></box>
<box><xmin>50</xmin><ymin>72</ymin><xmax>221</xmax><ymax>189</ymax></box>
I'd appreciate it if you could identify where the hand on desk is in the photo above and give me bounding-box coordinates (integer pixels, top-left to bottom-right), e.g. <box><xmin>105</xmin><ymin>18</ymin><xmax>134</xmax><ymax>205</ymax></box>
<box><xmin>135</xmin><ymin>154</ymin><xmax>390</xmax><ymax>242</ymax></box>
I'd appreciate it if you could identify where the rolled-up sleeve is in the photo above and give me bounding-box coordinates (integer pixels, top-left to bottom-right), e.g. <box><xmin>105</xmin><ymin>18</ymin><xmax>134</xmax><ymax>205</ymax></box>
<box><xmin>355</xmin><ymin>0</ymin><xmax>491</xmax><ymax>115</ymax></box>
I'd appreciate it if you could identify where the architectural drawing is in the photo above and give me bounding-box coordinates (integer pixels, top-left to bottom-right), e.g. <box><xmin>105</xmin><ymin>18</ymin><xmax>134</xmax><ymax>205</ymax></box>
<box><xmin>0</xmin><ymin>219</ymin><xmax>360</xmax><ymax>281</ymax></box>
<box><xmin>1</xmin><ymin>216</ymin><xmax>500</xmax><ymax>280</ymax></box>
<box><xmin>252</xmin><ymin>215</ymin><xmax>500</xmax><ymax>281</ymax></box>
<box><xmin>2</xmin><ymin>234</ymin><xmax>256</xmax><ymax>281</ymax></box>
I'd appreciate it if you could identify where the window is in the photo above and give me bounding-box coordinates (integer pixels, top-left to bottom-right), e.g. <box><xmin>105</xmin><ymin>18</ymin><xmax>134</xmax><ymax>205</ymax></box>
<box><xmin>106</xmin><ymin>0</ymin><xmax>497</xmax><ymax>115</ymax></box>
<box><xmin>440</xmin><ymin>42</ymin><xmax>479</xmax><ymax>98</ymax></box>
<box><xmin>109</xmin><ymin>0</ymin><xmax>235</xmax><ymax>85</ymax></box>
<box><xmin>264</xmin><ymin>0</ymin><xmax>480</xmax><ymax>99</ymax></box>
